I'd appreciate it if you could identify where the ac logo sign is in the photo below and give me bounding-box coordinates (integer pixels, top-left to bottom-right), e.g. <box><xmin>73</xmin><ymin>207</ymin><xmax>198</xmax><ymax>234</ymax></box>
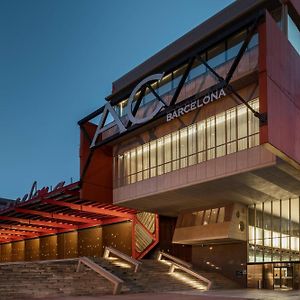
<box><xmin>91</xmin><ymin>73</ymin><xmax>226</xmax><ymax>148</ymax></box>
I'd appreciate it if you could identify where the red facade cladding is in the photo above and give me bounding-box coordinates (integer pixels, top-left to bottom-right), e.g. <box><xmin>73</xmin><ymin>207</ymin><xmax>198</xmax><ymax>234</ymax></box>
<box><xmin>259</xmin><ymin>11</ymin><xmax>300</xmax><ymax>166</ymax></box>
<box><xmin>80</xmin><ymin>122</ymin><xmax>113</xmax><ymax>203</ymax></box>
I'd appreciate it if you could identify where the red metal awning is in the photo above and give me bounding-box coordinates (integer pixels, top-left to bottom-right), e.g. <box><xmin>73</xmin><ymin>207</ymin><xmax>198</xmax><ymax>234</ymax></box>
<box><xmin>0</xmin><ymin>182</ymin><xmax>137</xmax><ymax>243</ymax></box>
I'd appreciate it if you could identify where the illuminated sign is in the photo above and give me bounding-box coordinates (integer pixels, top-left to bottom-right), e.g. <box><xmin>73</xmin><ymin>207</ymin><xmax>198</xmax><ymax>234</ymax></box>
<box><xmin>166</xmin><ymin>88</ymin><xmax>226</xmax><ymax>122</ymax></box>
<box><xmin>91</xmin><ymin>74</ymin><xmax>226</xmax><ymax>148</ymax></box>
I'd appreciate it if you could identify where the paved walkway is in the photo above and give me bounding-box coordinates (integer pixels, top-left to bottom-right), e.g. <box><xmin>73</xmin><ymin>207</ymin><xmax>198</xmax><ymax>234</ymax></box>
<box><xmin>40</xmin><ymin>289</ymin><xmax>300</xmax><ymax>300</ymax></box>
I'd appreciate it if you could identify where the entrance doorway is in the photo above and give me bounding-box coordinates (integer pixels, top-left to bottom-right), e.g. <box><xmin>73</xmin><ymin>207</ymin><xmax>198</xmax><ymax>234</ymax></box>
<box><xmin>273</xmin><ymin>265</ymin><xmax>293</xmax><ymax>290</ymax></box>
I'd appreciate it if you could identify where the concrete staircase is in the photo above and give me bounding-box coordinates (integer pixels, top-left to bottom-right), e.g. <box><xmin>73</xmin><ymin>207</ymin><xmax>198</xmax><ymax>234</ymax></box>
<box><xmin>0</xmin><ymin>257</ymin><xmax>238</xmax><ymax>299</ymax></box>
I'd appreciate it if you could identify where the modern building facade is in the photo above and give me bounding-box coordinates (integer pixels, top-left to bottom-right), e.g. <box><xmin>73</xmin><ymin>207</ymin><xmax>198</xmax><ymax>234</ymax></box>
<box><xmin>0</xmin><ymin>0</ymin><xmax>299</xmax><ymax>291</ymax></box>
<box><xmin>78</xmin><ymin>0</ymin><xmax>300</xmax><ymax>290</ymax></box>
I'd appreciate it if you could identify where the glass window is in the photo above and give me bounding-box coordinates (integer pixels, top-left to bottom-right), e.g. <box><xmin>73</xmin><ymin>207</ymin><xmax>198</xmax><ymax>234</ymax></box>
<box><xmin>288</xmin><ymin>14</ymin><xmax>300</xmax><ymax>54</ymax></box>
<box><xmin>188</xmin><ymin>125</ymin><xmax>197</xmax><ymax>166</ymax></box>
<box><xmin>130</xmin><ymin>149</ymin><xmax>136</xmax><ymax>184</ymax></box>
<box><xmin>136</xmin><ymin>146</ymin><xmax>143</xmax><ymax>182</ymax></box>
<box><xmin>180</xmin><ymin>128</ymin><xmax>188</xmax><ymax>168</ymax></box>
<box><xmin>207</xmin><ymin>43</ymin><xmax>226</xmax><ymax>68</ymax></box>
<box><xmin>116</xmin><ymin>98</ymin><xmax>260</xmax><ymax>187</ymax></box>
<box><xmin>150</xmin><ymin>141</ymin><xmax>157</xmax><ymax>178</ymax></box>
<box><xmin>237</xmin><ymin>105</ymin><xmax>248</xmax><ymax>150</ymax></box>
<box><xmin>227</xmin><ymin>30</ymin><xmax>247</xmax><ymax>61</ymax></box>
<box><xmin>164</xmin><ymin>134</ymin><xmax>172</xmax><ymax>173</ymax></box>
<box><xmin>189</xmin><ymin>56</ymin><xmax>206</xmax><ymax>80</ymax></box>
<box><xmin>226</xmin><ymin>107</ymin><xmax>237</xmax><ymax>154</ymax></box>
<box><xmin>206</xmin><ymin>116</ymin><xmax>216</xmax><ymax>160</ymax></box>
<box><xmin>210</xmin><ymin>208</ymin><xmax>219</xmax><ymax>223</ymax></box>
<box><xmin>157</xmin><ymin>138</ymin><xmax>164</xmax><ymax>175</ymax></box>
<box><xmin>216</xmin><ymin>112</ymin><xmax>226</xmax><ymax>157</ymax></box>
<box><xmin>143</xmin><ymin>144</ymin><xmax>149</xmax><ymax>180</ymax></box>
<box><xmin>172</xmin><ymin>132</ymin><xmax>179</xmax><ymax>171</ymax></box>
<box><xmin>248</xmin><ymin>32</ymin><xmax>258</xmax><ymax>50</ymax></box>
<box><xmin>197</xmin><ymin>121</ymin><xmax>206</xmax><ymax>163</ymax></box>
<box><xmin>203</xmin><ymin>210</ymin><xmax>211</xmax><ymax>225</ymax></box>
<box><xmin>217</xmin><ymin>207</ymin><xmax>225</xmax><ymax>223</ymax></box>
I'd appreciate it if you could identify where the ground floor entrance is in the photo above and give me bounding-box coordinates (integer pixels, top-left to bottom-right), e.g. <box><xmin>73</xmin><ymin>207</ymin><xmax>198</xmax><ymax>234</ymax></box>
<box><xmin>273</xmin><ymin>264</ymin><xmax>293</xmax><ymax>290</ymax></box>
<box><xmin>247</xmin><ymin>262</ymin><xmax>300</xmax><ymax>290</ymax></box>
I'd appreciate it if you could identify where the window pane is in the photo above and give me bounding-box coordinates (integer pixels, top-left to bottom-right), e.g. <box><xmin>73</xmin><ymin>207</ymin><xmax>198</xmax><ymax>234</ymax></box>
<box><xmin>197</xmin><ymin>121</ymin><xmax>206</xmax><ymax>163</ymax></box>
<box><xmin>207</xmin><ymin>43</ymin><xmax>226</xmax><ymax>68</ymax></box>
<box><xmin>164</xmin><ymin>135</ymin><xmax>172</xmax><ymax>173</ymax></box>
<box><xmin>237</xmin><ymin>105</ymin><xmax>247</xmax><ymax>150</ymax></box>
<box><xmin>188</xmin><ymin>125</ymin><xmax>197</xmax><ymax>166</ymax></box>
<box><xmin>216</xmin><ymin>112</ymin><xmax>225</xmax><ymax>157</ymax></box>
<box><xmin>150</xmin><ymin>141</ymin><xmax>157</xmax><ymax>178</ymax></box>
<box><xmin>180</xmin><ymin>128</ymin><xmax>188</xmax><ymax>168</ymax></box>
<box><xmin>172</xmin><ymin>132</ymin><xmax>179</xmax><ymax>171</ymax></box>
<box><xmin>157</xmin><ymin>138</ymin><xmax>164</xmax><ymax>175</ymax></box>
<box><xmin>207</xmin><ymin>116</ymin><xmax>215</xmax><ymax>160</ymax></box>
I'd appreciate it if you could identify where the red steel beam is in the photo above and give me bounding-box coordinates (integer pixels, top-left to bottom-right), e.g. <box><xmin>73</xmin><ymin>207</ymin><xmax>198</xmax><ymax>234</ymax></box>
<box><xmin>42</xmin><ymin>199</ymin><xmax>135</xmax><ymax>219</ymax></box>
<box><xmin>0</xmin><ymin>233</ymin><xmax>22</xmax><ymax>239</ymax></box>
<box><xmin>0</xmin><ymin>215</ymin><xmax>76</xmax><ymax>229</ymax></box>
<box><xmin>0</xmin><ymin>224</ymin><xmax>56</xmax><ymax>234</ymax></box>
<box><xmin>0</xmin><ymin>229</ymin><xmax>37</xmax><ymax>237</ymax></box>
<box><xmin>15</xmin><ymin>208</ymin><xmax>98</xmax><ymax>224</ymax></box>
<box><xmin>77</xmin><ymin>217</ymin><xmax>128</xmax><ymax>230</ymax></box>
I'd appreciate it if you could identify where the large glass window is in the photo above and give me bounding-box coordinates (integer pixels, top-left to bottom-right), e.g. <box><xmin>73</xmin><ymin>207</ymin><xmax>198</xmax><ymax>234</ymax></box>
<box><xmin>116</xmin><ymin>98</ymin><xmax>259</xmax><ymax>186</ymax></box>
<box><xmin>248</xmin><ymin>198</ymin><xmax>300</xmax><ymax>263</ymax></box>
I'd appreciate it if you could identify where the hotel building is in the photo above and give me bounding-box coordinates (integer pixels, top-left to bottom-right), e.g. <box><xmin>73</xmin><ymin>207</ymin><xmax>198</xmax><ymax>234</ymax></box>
<box><xmin>0</xmin><ymin>0</ymin><xmax>300</xmax><ymax>291</ymax></box>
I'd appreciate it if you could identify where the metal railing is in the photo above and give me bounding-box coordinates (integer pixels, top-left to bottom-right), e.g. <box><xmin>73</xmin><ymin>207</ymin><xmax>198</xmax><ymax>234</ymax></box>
<box><xmin>76</xmin><ymin>256</ymin><xmax>123</xmax><ymax>295</ymax></box>
<box><xmin>157</xmin><ymin>251</ymin><xmax>192</xmax><ymax>269</ymax></box>
<box><xmin>103</xmin><ymin>246</ymin><xmax>142</xmax><ymax>272</ymax></box>
<box><xmin>169</xmin><ymin>262</ymin><xmax>212</xmax><ymax>290</ymax></box>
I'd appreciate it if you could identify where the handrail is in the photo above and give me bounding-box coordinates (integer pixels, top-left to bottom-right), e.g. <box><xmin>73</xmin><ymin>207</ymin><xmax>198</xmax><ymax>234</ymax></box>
<box><xmin>103</xmin><ymin>246</ymin><xmax>142</xmax><ymax>272</ymax></box>
<box><xmin>157</xmin><ymin>251</ymin><xmax>192</xmax><ymax>269</ymax></box>
<box><xmin>169</xmin><ymin>262</ymin><xmax>212</xmax><ymax>290</ymax></box>
<box><xmin>76</xmin><ymin>257</ymin><xmax>123</xmax><ymax>295</ymax></box>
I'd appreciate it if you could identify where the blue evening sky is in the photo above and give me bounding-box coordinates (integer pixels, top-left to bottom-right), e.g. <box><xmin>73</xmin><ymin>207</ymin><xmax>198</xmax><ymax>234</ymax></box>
<box><xmin>0</xmin><ymin>0</ymin><xmax>234</xmax><ymax>200</ymax></box>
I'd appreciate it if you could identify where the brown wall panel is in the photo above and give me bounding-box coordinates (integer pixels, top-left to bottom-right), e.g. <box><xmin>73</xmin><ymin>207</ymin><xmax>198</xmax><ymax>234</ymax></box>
<box><xmin>40</xmin><ymin>235</ymin><xmax>57</xmax><ymax>260</ymax></box>
<box><xmin>25</xmin><ymin>238</ymin><xmax>40</xmax><ymax>261</ymax></box>
<box><xmin>247</xmin><ymin>264</ymin><xmax>263</xmax><ymax>288</ymax></box>
<box><xmin>192</xmin><ymin>242</ymin><xmax>247</xmax><ymax>287</ymax></box>
<box><xmin>12</xmin><ymin>241</ymin><xmax>25</xmax><ymax>262</ymax></box>
<box><xmin>78</xmin><ymin>227</ymin><xmax>102</xmax><ymax>258</ymax></box>
<box><xmin>159</xmin><ymin>216</ymin><xmax>192</xmax><ymax>262</ymax></box>
<box><xmin>102</xmin><ymin>222</ymin><xmax>132</xmax><ymax>256</ymax></box>
<box><xmin>0</xmin><ymin>243</ymin><xmax>12</xmax><ymax>262</ymax></box>
<box><xmin>57</xmin><ymin>232</ymin><xmax>78</xmax><ymax>259</ymax></box>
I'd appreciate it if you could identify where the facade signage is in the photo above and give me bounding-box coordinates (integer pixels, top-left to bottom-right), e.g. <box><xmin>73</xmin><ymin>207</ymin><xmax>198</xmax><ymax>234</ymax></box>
<box><xmin>91</xmin><ymin>74</ymin><xmax>226</xmax><ymax>148</ymax></box>
<box><xmin>166</xmin><ymin>88</ymin><xmax>226</xmax><ymax>122</ymax></box>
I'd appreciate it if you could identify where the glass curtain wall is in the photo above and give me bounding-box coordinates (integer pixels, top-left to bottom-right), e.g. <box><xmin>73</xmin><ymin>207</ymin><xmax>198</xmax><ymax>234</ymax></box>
<box><xmin>115</xmin><ymin>98</ymin><xmax>259</xmax><ymax>187</ymax></box>
<box><xmin>116</xmin><ymin>30</ymin><xmax>258</xmax><ymax>116</ymax></box>
<box><xmin>248</xmin><ymin>198</ymin><xmax>300</xmax><ymax>263</ymax></box>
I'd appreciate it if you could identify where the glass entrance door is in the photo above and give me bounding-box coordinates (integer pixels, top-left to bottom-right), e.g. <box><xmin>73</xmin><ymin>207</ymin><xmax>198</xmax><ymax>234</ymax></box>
<box><xmin>273</xmin><ymin>265</ymin><xmax>293</xmax><ymax>290</ymax></box>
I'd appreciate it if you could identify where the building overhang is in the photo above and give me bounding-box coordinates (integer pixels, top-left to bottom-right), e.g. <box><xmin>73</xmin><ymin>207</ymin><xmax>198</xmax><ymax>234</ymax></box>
<box><xmin>113</xmin><ymin>146</ymin><xmax>300</xmax><ymax>216</ymax></box>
